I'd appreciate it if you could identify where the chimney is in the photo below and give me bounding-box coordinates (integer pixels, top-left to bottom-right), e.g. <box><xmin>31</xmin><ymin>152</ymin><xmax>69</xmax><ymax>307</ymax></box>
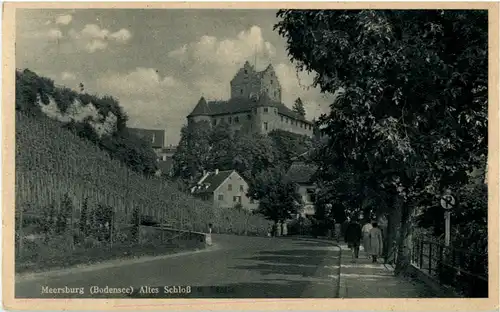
<box><xmin>215</xmin><ymin>169</ymin><xmax>219</xmax><ymax>175</ymax></box>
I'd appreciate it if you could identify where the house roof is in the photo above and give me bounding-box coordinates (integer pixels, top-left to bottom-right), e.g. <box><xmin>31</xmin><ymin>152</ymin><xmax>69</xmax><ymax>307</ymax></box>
<box><xmin>188</xmin><ymin>94</ymin><xmax>312</xmax><ymax>124</ymax></box>
<box><xmin>191</xmin><ymin>170</ymin><xmax>234</xmax><ymax>195</ymax></box>
<box><xmin>128</xmin><ymin>128</ymin><xmax>165</xmax><ymax>148</ymax></box>
<box><xmin>284</xmin><ymin>161</ymin><xmax>319</xmax><ymax>184</ymax></box>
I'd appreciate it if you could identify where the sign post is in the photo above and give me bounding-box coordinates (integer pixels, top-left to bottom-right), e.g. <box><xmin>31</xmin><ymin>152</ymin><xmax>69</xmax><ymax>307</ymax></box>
<box><xmin>440</xmin><ymin>193</ymin><xmax>455</xmax><ymax>247</ymax></box>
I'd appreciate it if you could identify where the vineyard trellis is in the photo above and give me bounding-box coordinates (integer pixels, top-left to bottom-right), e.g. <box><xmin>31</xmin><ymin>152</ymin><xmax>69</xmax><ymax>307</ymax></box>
<box><xmin>15</xmin><ymin>111</ymin><xmax>272</xmax><ymax>271</ymax></box>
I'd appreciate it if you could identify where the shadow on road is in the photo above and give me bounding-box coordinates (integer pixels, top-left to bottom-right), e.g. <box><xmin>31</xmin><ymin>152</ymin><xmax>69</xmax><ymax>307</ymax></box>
<box><xmin>127</xmin><ymin>246</ymin><xmax>341</xmax><ymax>299</ymax></box>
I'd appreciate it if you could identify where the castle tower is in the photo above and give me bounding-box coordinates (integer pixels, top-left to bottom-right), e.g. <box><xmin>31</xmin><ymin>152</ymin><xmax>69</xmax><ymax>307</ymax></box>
<box><xmin>230</xmin><ymin>62</ymin><xmax>281</xmax><ymax>103</ymax></box>
<box><xmin>253</xmin><ymin>92</ymin><xmax>278</xmax><ymax>135</ymax></box>
<box><xmin>187</xmin><ymin>97</ymin><xmax>212</xmax><ymax>125</ymax></box>
<box><xmin>258</xmin><ymin>64</ymin><xmax>281</xmax><ymax>103</ymax></box>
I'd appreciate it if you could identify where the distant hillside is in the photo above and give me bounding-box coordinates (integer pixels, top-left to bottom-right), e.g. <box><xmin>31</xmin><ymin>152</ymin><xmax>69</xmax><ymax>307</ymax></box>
<box><xmin>15</xmin><ymin>69</ymin><xmax>158</xmax><ymax>175</ymax></box>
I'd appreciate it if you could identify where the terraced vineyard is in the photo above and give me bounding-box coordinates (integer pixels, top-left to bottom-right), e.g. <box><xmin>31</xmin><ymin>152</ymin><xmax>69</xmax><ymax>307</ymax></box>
<box><xmin>15</xmin><ymin>111</ymin><xmax>271</xmax><ymax>272</ymax></box>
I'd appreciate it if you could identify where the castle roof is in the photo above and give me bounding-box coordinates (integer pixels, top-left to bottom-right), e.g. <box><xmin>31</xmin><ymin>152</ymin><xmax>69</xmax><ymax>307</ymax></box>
<box><xmin>191</xmin><ymin>95</ymin><xmax>312</xmax><ymax>124</ymax></box>
<box><xmin>188</xmin><ymin>97</ymin><xmax>210</xmax><ymax>117</ymax></box>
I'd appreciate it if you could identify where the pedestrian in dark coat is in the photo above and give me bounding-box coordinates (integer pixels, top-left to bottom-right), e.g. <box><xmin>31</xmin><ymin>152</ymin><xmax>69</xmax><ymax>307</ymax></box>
<box><xmin>344</xmin><ymin>218</ymin><xmax>362</xmax><ymax>262</ymax></box>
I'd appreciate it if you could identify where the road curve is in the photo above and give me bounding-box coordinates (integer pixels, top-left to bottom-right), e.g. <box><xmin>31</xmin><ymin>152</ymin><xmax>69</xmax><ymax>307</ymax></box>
<box><xmin>15</xmin><ymin>234</ymin><xmax>341</xmax><ymax>298</ymax></box>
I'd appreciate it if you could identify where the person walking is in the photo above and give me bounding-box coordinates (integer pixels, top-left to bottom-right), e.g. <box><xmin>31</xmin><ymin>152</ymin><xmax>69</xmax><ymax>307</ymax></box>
<box><xmin>369</xmin><ymin>221</ymin><xmax>384</xmax><ymax>263</ymax></box>
<box><xmin>276</xmin><ymin>221</ymin><xmax>282</xmax><ymax>236</ymax></box>
<box><xmin>344</xmin><ymin>217</ymin><xmax>362</xmax><ymax>262</ymax></box>
<box><xmin>361</xmin><ymin>220</ymin><xmax>373</xmax><ymax>259</ymax></box>
<box><xmin>282</xmin><ymin>220</ymin><xmax>288</xmax><ymax>236</ymax></box>
<box><xmin>335</xmin><ymin>222</ymin><xmax>341</xmax><ymax>242</ymax></box>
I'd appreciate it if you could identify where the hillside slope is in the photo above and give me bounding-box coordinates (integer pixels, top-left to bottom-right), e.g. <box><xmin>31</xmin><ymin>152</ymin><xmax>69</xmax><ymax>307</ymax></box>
<box><xmin>16</xmin><ymin>111</ymin><xmax>271</xmax><ymax>234</ymax></box>
<box><xmin>16</xmin><ymin>111</ymin><xmax>212</xmax><ymax>231</ymax></box>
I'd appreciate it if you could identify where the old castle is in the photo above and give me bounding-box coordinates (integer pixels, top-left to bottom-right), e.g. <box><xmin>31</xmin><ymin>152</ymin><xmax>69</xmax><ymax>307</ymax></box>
<box><xmin>187</xmin><ymin>61</ymin><xmax>314</xmax><ymax>137</ymax></box>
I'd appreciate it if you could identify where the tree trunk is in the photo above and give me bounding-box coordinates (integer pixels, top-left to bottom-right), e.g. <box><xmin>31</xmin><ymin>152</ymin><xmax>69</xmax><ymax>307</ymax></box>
<box><xmin>395</xmin><ymin>197</ymin><xmax>414</xmax><ymax>275</ymax></box>
<box><xmin>384</xmin><ymin>196</ymin><xmax>401</xmax><ymax>264</ymax></box>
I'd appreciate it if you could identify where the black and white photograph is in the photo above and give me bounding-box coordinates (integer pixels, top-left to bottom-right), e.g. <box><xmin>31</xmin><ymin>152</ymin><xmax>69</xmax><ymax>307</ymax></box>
<box><xmin>3</xmin><ymin>3</ymin><xmax>498</xmax><ymax>310</ymax></box>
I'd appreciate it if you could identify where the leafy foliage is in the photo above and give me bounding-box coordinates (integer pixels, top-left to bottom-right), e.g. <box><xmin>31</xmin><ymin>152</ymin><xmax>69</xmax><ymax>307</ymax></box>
<box><xmin>173</xmin><ymin>121</ymin><xmax>311</xmax><ymax>185</ymax></box>
<box><xmin>172</xmin><ymin>121</ymin><xmax>313</xmax><ymax>220</ymax></box>
<box><xmin>275</xmin><ymin>9</ymin><xmax>487</xmax><ymax>272</ymax></box>
<box><xmin>247</xmin><ymin>167</ymin><xmax>303</xmax><ymax>222</ymax></box>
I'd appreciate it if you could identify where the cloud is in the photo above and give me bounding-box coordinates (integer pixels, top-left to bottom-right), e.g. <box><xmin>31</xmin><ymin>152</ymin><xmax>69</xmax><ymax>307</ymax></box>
<box><xmin>169</xmin><ymin>26</ymin><xmax>275</xmax><ymax>67</ymax></box>
<box><xmin>22</xmin><ymin>28</ymin><xmax>62</xmax><ymax>41</ymax></box>
<box><xmin>86</xmin><ymin>40</ymin><xmax>108</xmax><ymax>53</ymax></box>
<box><xmin>68</xmin><ymin>24</ymin><xmax>132</xmax><ymax>53</ymax></box>
<box><xmin>275</xmin><ymin>63</ymin><xmax>334</xmax><ymax>119</ymax></box>
<box><xmin>61</xmin><ymin>71</ymin><xmax>76</xmax><ymax>81</ymax></box>
<box><xmin>167</xmin><ymin>25</ymin><xmax>333</xmax><ymax>121</ymax></box>
<box><xmin>47</xmin><ymin>28</ymin><xmax>63</xmax><ymax>40</ymax></box>
<box><xmin>95</xmin><ymin>68</ymin><xmax>193</xmax><ymax>145</ymax></box>
<box><xmin>109</xmin><ymin>29</ymin><xmax>132</xmax><ymax>43</ymax></box>
<box><xmin>168</xmin><ymin>25</ymin><xmax>276</xmax><ymax>99</ymax></box>
<box><xmin>98</xmin><ymin>67</ymin><xmax>178</xmax><ymax>96</ymax></box>
<box><xmin>55</xmin><ymin>14</ymin><xmax>73</xmax><ymax>25</ymax></box>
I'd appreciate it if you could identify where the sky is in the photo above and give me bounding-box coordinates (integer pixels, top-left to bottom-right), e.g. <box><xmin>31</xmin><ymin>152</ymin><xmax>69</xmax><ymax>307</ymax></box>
<box><xmin>16</xmin><ymin>9</ymin><xmax>335</xmax><ymax>145</ymax></box>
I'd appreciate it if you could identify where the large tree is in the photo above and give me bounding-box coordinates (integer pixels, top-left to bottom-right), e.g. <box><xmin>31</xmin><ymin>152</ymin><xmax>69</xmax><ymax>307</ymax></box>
<box><xmin>247</xmin><ymin>167</ymin><xmax>303</xmax><ymax>223</ymax></box>
<box><xmin>275</xmin><ymin>10</ymin><xmax>487</xmax><ymax>273</ymax></box>
<box><xmin>172</xmin><ymin>120</ymin><xmax>213</xmax><ymax>182</ymax></box>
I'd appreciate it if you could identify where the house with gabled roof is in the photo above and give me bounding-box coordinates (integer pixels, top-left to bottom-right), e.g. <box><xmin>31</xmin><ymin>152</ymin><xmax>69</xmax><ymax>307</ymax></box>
<box><xmin>284</xmin><ymin>161</ymin><xmax>319</xmax><ymax>217</ymax></box>
<box><xmin>187</xmin><ymin>61</ymin><xmax>315</xmax><ymax>137</ymax></box>
<box><xmin>190</xmin><ymin>169</ymin><xmax>258</xmax><ymax>211</ymax></box>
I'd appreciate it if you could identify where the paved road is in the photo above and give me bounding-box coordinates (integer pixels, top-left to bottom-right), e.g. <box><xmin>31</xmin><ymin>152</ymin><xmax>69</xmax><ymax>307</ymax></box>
<box><xmin>15</xmin><ymin>235</ymin><xmax>341</xmax><ymax>298</ymax></box>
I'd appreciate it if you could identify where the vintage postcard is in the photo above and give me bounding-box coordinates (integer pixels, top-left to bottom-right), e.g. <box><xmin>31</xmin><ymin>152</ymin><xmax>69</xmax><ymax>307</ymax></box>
<box><xmin>2</xmin><ymin>2</ymin><xmax>499</xmax><ymax>311</ymax></box>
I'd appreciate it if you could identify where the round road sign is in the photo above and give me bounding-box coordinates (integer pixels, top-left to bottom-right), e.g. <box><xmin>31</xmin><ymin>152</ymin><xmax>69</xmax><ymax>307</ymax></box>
<box><xmin>440</xmin><ymin>194</ymin><xmax>456</xmax><ymax>210</ymax></box>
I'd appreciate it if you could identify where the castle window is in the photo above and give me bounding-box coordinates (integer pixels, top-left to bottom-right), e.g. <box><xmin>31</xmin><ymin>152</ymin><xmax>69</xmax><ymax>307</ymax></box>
<box><xmin>228</xmin><ymin>184</ymin><xmax>232</xmax><ymax>191</ymax></box>
<box><xmin>247</xmin><ymin>114</ymin><xmax>251</xmax><ymax>120</ymax></box>
<box><xmin>270</xmin><ymin>80</ymin><xmax>273</xmax><ymax>85</ymax></box>
<box><xmin>228</xmin><ymin>117</ymin><xmax>232</xmax><ymax>124</ymax></box>
<box><xmin>264</xmin><ymin>122</ymin><xmax>268</xmax><ymax>131</ymax></box>
<box><xmin>244</xmin><ymin>69</ymin><xmax>248</xmax><ymax>74</ymax></box>
<box><xmin>263</xmin><ymin>108</ymin><xmax>268</xmax><ymax>113</ymax></box>
<box><xmin>218</xmin><ymin>194</ymin><xmax>224</xmax><ymax>201</ymax></box>
<box><xmin>240</xmin><ymin>89</ymin><xmax>243</xmax><ymax>94</ymax></box>
<box><xmin>212</xmin><ymin>119</ymin><xmax>217</xmax><ymax>126</ymax></box>
<box><xmin>240</xmin><ymin>185</ymin><xmax>244</xmax><ymax>192</ymax></box>
<box><xmin>285</xmin><ymin>118</ymin><xmax>288</xmax><ymax>124</ymax></box>
<box><xmin>235</xmin><ymin>116</ymin><xmax>239</xmax><ymax>123</ymax></box>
